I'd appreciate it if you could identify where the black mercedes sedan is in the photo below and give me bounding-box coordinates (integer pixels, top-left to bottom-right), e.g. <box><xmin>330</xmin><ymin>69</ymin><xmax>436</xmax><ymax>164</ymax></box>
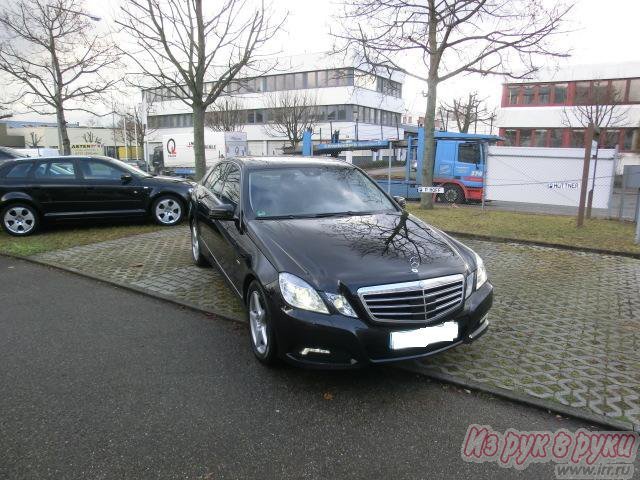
<box><xmin>0</xmin><ymin>156</ymin><xmax>193</xmax><ymax>236</ymax></box>
<box><xmin>189</xmin><ymin>157</ymin><xmax>492</xmax><ymax>368</ymax></box>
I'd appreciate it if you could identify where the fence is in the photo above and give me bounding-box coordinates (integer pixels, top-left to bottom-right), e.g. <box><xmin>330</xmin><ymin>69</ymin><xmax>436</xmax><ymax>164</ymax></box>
<box><xmin>485</xmin><ymin>146</ymin><xmax>620</xmax><ymax>218</ymax></box>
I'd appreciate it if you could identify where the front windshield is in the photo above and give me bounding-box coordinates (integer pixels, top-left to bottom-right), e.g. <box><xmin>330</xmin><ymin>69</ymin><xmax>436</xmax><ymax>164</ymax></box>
<box><xmin>248</xmin><ymin>166</ymin><xmax>396</xmax><ymax>218</ymax></box>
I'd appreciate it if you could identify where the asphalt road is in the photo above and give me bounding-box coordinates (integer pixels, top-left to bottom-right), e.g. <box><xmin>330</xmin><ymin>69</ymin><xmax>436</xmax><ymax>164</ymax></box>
<box><xmin>0</xmin><ymin>256</ymin><xmax>596</xmax><ymax>479</ymax></box>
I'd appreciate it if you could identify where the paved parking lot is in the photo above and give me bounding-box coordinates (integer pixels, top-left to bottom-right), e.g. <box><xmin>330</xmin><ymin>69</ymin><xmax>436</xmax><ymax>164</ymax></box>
<box><xmin>32</xmin><ymin>226</ymin><xmax>640</xmax><ymax>427</ymax></box>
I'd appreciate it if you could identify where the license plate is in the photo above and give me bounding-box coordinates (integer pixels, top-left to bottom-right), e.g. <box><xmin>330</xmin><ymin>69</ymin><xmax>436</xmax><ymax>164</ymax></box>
<box><xmin>417</xmin><ymin>186</ymin><xmax>445</xmax><ymax>193</ymax></box>
<box><xmin>389</xmin><ymin>322</ymin><xmax>458</xmax><ymax>350</ymax></box>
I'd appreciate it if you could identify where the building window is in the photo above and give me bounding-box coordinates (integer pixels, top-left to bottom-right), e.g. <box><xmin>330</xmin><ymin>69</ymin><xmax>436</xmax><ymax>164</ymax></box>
<box><xmin>570</xmin><ymin>129</ymin><xmax>585</xmax><ymax>148</ymax></box>
<box><xmin>285</xmin><ymin>74</ymin><xmax>295</xmax><ymax>90</ymax></box>
<box><xmin>519</xmin><ymin>129</ymin><xmax>532</xmax><ymax>146</ymax></box>
<box><xmin>549</xmin><ymin>129</ymin><xmax>563</xmax><ymax>147</ymax></box>
<box><xmin>538</xmin><ymin>85</ymin><xmax>550</xmax><ymax>104</ymax></box>
<box><xmin>508</xmin><ymin>86</ymin><xmax>520</xmax><ymax>105</ymax></box>
<box><xmin>553</xmin><ymin>84</ymin><xmax>567</xmax><ymax>104</ymax></box>
<box><xmin>534</xmin><ymin>129</ymin><xmax>548</xmax><ymax>147</ymax></box>
<box><xmin>611</xmin><ymin>79</ymin><xmax>627</xmax><ymax>102</ymax></box>
<box><xmin>623</xmin><ymin>129</ymin><xmax>636</xmax><ymax>151</ymax></box>
<box><xmin>628</xmin><ymin>79</ymin><xmax>640</xmax><ymax>102</ymax></box>
<box><xmin>504</xmin><ymin>129</ymin><xmax>517</xmax><ymax>146</ymax></box>
<box><xmin>522</xmin><ymin>86</ymin><xmax>535</xmax><ymax>105</ymax></box>
<box><xmin>307</xmin><ymin>71</ymin><xmax>317</xmax><ymax>88</ymax></box>
<box><xmin>601</xmin><ymin>129</ymin><xmax>620</xmax><ymax>149</ymax></box>
<box><xmin>575</xmin><ymin>81</ymin><xmax>591</xmax><ymax>105</ymax></box>
<box><xmin>317</xmin><ymin>70</ymin><xmax>328</xmax><ymax>88</ymax></box>
<box><xmin>592</xmin><ymin>80</ymin><xmax>609</xmax><ymax>103</ymax></box>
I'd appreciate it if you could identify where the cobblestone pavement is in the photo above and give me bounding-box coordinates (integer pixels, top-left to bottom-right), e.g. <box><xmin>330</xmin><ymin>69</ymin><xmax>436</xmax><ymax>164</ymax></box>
<box><xmin>32</xmin><ymin>227</ymin><xmax>245</xmax><ymax>320</ymax></box>
<box><xmin>32</xmin><ymin>227</ymin><xmax>640</xmax><ymax>427</ymax></box>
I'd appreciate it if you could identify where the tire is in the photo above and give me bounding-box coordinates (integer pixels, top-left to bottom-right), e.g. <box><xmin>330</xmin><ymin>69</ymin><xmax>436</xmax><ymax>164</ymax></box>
<box><xmin>190</xmin><ymin>220</ymin><xmax>209</xmax><ymax>267</ymax></box>
<box><xmin>439</xmin><ymin>184</ymin><xmax>465</xmax><ymax>204</ymax></box>
<box><xmin>246</xmin><ymin>280</ymin><xmax>278</xmax><ymax>366</ymax></box>
<box><xmin>1</xmin><ymin>203</ymin><xmax>39</xmax><ymax>236</ymax></box>
<box><xmin>152</xmin><ymin>195</ymin><xmax>184</xmax><ymax>226</ymax></box>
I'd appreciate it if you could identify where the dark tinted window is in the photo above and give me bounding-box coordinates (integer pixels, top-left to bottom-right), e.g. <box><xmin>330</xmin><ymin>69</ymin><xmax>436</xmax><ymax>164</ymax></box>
<box><xmin>81</xmin><ymin>160</ymin><xmax>124</xmax><ymax>180</ymax></box>
<box><xmin>248</xmin><ymin>166</ymin><xmax>395</xmax><ymax>218</ymax></box>
<box><xmin>458</xmin><ymin>143</ymin><xmax>481</xmax><ymax>164</ymax></box>
<box><xmin>220</xmin><ymin>164</ymin><xmax>240</xmax><ymax>206</ymax></box>
<box><xmin>34</xmin><ymin>161</ymin><xmax>76</xmax><ymax>179</ymax></box>
<box><xmin>4</xmin><ymin>162</ymin><xmax>33</xmax><ymax>178</ymax></box>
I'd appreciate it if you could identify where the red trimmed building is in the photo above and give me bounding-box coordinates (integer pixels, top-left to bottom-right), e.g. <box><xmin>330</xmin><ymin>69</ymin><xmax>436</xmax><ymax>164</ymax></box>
<box><xmin>496</xmin><ymin>62</ymin><xmax>640</xmax><ymax>152</ymax></box>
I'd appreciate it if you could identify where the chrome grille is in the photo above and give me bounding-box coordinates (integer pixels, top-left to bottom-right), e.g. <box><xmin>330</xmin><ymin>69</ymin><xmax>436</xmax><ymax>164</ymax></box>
<box><xmin>357</xmin><ymin>274</ymin><xmax>465</xmax><ymax>324</ymax></box>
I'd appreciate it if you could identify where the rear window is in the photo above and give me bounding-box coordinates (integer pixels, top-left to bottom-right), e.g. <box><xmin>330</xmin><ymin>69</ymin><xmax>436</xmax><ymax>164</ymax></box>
<box><xmin>3</xmin><ymin>162</ymin><xmax>33</xmax><ymax>179</ymax></box>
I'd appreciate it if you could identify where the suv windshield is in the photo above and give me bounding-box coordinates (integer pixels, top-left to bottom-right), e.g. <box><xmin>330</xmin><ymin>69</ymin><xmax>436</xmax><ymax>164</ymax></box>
<box><xmin>248</xmin><ymin>166</ymin><xmax>396</xmax><ymax>218</ymax></box>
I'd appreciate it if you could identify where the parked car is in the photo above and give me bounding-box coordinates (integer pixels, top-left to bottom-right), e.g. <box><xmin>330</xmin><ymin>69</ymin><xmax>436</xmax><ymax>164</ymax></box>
<box><xmin>0</xmin><ymin>155</ymin><xmax>194</xmax><ymax>236</ymax></box>
<box><xmin>189</xmin><ymin>156</ymin><xmax>492</xmax><ymax>368</ymax></box>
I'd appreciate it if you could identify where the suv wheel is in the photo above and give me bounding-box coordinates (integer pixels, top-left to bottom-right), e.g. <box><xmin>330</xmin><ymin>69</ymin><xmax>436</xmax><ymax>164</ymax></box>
<box><xmin>1</xmin><ymin>203</ymin><xmax>39</xmax><ymax>236</ymax></box>
<box><xmin>152</xmin><ymin>195</ymin><xmax>184</xmax><ymax>226</ymax></box>
<box><xmin>247</xmin><ymin>281</ymin><xmax>278</xmax><ymax>365</ymax></box>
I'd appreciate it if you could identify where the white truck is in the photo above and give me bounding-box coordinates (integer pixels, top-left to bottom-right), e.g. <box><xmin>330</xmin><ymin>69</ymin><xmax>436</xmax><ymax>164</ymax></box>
<box><xmin>159</xmin><ymin>131</ymin><xmax>248</xmax><ymax>176</ymax></box>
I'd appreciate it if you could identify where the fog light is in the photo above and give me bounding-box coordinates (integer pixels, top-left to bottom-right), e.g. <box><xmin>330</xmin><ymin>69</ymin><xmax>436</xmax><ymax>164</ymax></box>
<box><xmin>300</xmin><ymin>347</ymin><xmax>331</xmax><ymax>356</ymax></box>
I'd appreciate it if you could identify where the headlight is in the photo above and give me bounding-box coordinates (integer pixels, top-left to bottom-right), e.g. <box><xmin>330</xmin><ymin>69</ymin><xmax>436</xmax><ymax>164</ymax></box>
<box><xmin>325</xmin><ymin>293</ymin><xmax>358</xmax><ymax>317</ymax></box>
<box><xmin>474</xmin><ymin>252</ymin><xmax>487</xmax><ymax>289</ymax></box>
<box><xmin>278</xmin><ymin>273</ymin><xmax>329</xmax><ymax>314</ymax></box>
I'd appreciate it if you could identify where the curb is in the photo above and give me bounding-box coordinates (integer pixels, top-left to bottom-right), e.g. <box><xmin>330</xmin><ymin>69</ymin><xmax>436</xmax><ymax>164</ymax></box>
<box><xmin>3</xmin><ymin>252</ymin><xmax>638</xmax><ymax>432</ymax></box>
<box><xmin>400</xmin><ymin>363</ymin><xmax>638</xmax><ymax>432</ymax></box>
<box><xmin>1</xmin><ymin>252</ymin><xmax>247</xmax><ymax>326</ymax></box>
<box><xmin>443</xmin><ymin>231</ymin><xmax>640</xmax><ymax>260</ymax></box>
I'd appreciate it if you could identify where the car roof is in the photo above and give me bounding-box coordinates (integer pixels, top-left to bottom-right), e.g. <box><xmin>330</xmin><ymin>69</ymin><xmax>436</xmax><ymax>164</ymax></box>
<box><xmin>229</xmin><ymin>156</ymin><xmax>353</xmax><ymax>170</ymax></box>
<box><xmin>3</xmin><ymin>155</ymin><xmax>115</xmax><ymax>163</ymax></box>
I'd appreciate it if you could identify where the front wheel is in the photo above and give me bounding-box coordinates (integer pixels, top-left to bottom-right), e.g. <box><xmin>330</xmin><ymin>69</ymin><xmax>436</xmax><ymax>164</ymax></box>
<box><xmin>1</xmin><ymin>203</ymin><xmax>39</xmax><ymax>236</ymax></box>
<box><xmin>247</xmin><ymin>281</ymin><xmax>278</xmax><ymax>365</ymax></box>
<box><xmin>152</xmin><ymin>195</ymin><xmax>184</xmax><ymax>226</ymax></box>
<box><xmin>190</xmin><ymin>220</ymin><xmax>209</xmax><ymax>267</ymax></box>
<box><xmin>438</xmin><ymin>184</ymin><xmax>465</xmax><ymax>204</ymax></box>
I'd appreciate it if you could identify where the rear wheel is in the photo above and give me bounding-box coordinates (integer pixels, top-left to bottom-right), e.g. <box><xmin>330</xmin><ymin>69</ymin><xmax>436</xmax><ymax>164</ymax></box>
<box><xmin>152</xmin><ymin>195</ymin><xmax>184</xmax><ymax>226</ymax></box>
<box><xmin>1</xmin><ymin>203</ymin><xmax>39</xmax><ymax>236</ymax></box>
<box><xmin>439</xmin><ymin>184</ymin><xmax>465</xmax><ymax>204</ymax></box>
<box><xmin>247</xmin><ymin>281</ymin><xmax>278</xmax><ymax>365</ymax></box>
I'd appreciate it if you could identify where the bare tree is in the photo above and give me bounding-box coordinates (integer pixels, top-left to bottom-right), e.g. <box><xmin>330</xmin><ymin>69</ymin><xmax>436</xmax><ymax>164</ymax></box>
<box><xmin>439</xmin><ymin>92</ymin><xmax>495</xmax><ymax>133</ymax></box>
<box><xmin>82</xmin><ymin>131</ymin><xmax>103</xmax><ymax>144</ymax></box>
<box><xmin>562</xmin><ymin>82</ymin><xmax>630</xmax><ymax>147</ymax></box>
<box><xmin>333</xmin><ymin>0</ymin><xmax>572</xmax><ymax>209</ymax></box>
<box><xmin>26</xmin><ymin>131</ymin><xmax>44</xmax><ymax>148</ymax></box>
<box><xmin>0</xmin><ymin>103</ymin><xmax>11</xmax><ymax>120</ymax></box>
<box><xmin>0</xmin><ymin>0</ymin><xmax>120</xmax><ymax>155</ymax></box>
<box><xmin>264</xmin><ymin>91</ymin><xmax>316</xmax><ymax>148</ymax></box>
<box><xmin>117</xmin><ymin>0</ymin><xmax>284</xmax><ymax>179</ymax></box>
<box><xmin>115</xmin><ymin>102</ymin><xmax>156</xmax><ymax>154</ymax></box>
<box><xmin>205</xmin><ymin>98</ymin><xmax>245</xmax><ymax>132</ymax></box>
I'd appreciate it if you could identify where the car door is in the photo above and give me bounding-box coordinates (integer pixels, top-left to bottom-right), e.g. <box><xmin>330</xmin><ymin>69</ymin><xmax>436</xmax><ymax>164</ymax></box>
<box><xmin>31</xmin><ymin>159</ymin><xmax>86</xmax><ymax>217</ymax></box>
<box><xmin>196</xmin><ymin>163</ymin><xmax>227</xmax><ymax>259</ymax></box>
<box><xmin>78</xmin><ymin>159</ymin><xmax>147</xmax><ymax>216</ymax></box>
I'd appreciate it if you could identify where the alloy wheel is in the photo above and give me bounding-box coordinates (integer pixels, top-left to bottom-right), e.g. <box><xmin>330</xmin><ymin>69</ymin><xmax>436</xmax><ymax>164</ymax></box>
<box><xmin>249</xmin><ymin>291</ymin><xmax>268</xmax><ymax>355</ymax></box>
<box><xmin>3</xmin><ymin>206</ymin><xmax>36</xmax><ymax>235</ymax></box>
<box><xmin>155</xmin><ymin>198</ymin><xmax>182</xmax><ymax>225</ymax></box>
<box><xmin>191</xmin><ymin>223</ymin><xmax>200</xmax><ymax>260</ymax></box>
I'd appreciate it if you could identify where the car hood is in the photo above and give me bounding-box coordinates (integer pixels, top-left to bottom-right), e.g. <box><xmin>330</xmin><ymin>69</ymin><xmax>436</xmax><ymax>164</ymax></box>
<box><xmin>249</xmin><ymin>212</ymin><xmax>471</xmax><ymax>292</ymax></box>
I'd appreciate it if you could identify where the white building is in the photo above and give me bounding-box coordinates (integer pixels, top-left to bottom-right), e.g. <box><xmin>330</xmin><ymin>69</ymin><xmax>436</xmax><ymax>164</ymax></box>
<box><xmin>144</xmin><ymin>53</ymin><xmax>405</xmax><ymax>162</ymax></box>
<box><xmin>496</xmin><ymin>62</ymin><xmax>640</xmax><ymax>154</ymax></box>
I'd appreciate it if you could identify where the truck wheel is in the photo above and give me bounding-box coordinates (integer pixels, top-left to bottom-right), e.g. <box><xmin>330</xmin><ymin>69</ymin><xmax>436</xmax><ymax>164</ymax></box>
<box><xmin>440</xmin><ymin>184</ymin><xmax>465</xmax><ymax>204</ymax></box>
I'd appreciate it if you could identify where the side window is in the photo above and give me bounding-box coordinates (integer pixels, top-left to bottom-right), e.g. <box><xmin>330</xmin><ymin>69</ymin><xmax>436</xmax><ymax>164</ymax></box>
<box><xmin>3</xmin><ymin>162</ymin><xmax>34</xmax><ymax>179</ymax></box>
<box><xmin>34</xmin><ymin>161</ymin><xmax>76</xmax><ymax>179</ymax></box>
<box><xmin>220</xmin><ymin>164</ymin><xmax>241</xmax><ymax>206</ymax></box>
<box><xmin>205</xmin><ymin>164</ymin><xmax>225</xmax><ymax>197</ymax></box>
<box><xmin>458</xmin><ymin>143</ymin><xmax>481</xmax><ymax>164</ymax></box>
<box><xmin>81</xmin><ymin>160</ymin><xmax>124</xmax><ymax>180</ymax></box>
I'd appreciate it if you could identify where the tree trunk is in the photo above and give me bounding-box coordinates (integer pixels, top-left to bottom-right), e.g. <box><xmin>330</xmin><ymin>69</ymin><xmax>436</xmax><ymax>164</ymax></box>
<box><xmin>56</xmin><ymin>104</ymin><xmax>71</xmax><ymax>155</ymax></box>
<box><xmin>420</xmin><ymin>75</ymin><xmax>438</xmax><ymax>209</ymax></box>
<box><xmin>192</xmin><ymin>103</ymin><xmax>206</xmax><ymax>180</ymax></box>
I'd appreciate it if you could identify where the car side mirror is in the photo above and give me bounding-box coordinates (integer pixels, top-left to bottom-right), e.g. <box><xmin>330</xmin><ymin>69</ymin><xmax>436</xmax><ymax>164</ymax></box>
<box><xmin>393</xmin><ymin>195</ymin><xmax>407</xmax><ymax>208</ymax></box>
<box><xmin>209</xmin><ymin>203</ymin><xmax>235</xmax><ymax>220</ymax></box>
<box><xmin>121</xmin><ymin>174</ymin><xmax>133</xmax><ymax>184</ymax></box>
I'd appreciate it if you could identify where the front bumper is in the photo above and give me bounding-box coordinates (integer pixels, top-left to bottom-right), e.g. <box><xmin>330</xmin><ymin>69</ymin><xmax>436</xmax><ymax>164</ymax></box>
<box><xmin>267</xmin><ymin>281</ymin><xmax>493</xmax><ymax>369</ymax></box>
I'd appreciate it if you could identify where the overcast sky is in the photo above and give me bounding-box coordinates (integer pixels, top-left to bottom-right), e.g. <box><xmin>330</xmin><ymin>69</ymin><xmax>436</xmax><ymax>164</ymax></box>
<box><xmin>15</xmin><ymin>0</ymin><xmax>640</xmax><ymax>122</ymax></box>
